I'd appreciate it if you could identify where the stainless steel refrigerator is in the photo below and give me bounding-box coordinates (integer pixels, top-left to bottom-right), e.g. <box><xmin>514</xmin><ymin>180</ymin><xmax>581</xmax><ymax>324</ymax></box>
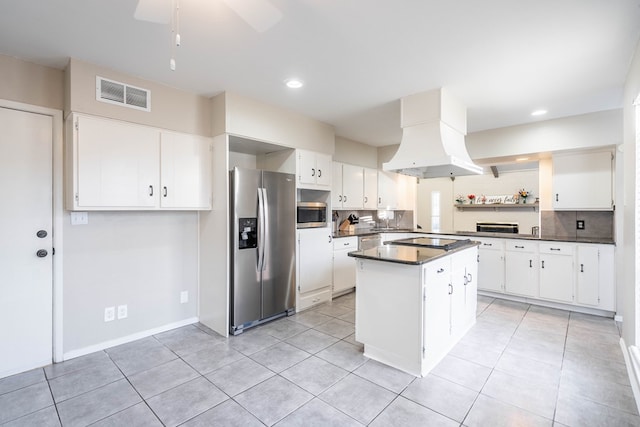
<box><xmin>230</xmin><ymin>167</ymin><xmax>296</xmax><ymax>335</ymax></box>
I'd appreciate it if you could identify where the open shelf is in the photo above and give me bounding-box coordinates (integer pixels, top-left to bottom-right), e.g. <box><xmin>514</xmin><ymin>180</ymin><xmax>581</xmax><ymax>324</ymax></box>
<box><xmin>455</xmin><ymin>202</ymin><xmax>539</xmax><ymax>212</ymax></box>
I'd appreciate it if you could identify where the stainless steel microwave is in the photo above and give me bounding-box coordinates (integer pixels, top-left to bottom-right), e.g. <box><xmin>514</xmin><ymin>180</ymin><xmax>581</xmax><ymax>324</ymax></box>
<box><xmin>297</xmin><ymin>202</ymin><xmax>327</xmax><ymax>228</ymax></box>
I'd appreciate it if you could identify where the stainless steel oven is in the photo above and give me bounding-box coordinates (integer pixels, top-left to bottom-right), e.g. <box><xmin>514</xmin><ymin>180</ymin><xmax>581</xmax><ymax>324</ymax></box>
<box><xmin>297</xmin><ymin>202</ymin><xmax>327</xmax><ymax>228</ymax></box>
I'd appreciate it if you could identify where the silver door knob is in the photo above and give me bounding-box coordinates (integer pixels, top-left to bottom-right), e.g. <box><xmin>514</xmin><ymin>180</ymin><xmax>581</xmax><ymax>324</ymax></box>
<box><xmin>36</xmin><ymin>249</ymin><xmax>48</xmax><ymax>258</ymax></box>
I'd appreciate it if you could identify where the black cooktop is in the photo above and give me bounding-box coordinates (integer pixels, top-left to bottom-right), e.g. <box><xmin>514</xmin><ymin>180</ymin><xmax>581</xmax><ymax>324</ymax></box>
<box><xmin>384</xmin><ymin>237</ymin><xmax>472</xmax><ymax>251</ymax></box>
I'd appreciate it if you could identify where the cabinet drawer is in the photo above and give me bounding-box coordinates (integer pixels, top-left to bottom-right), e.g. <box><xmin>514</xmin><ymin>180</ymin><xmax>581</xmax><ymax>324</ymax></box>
<box><xmin>506</xmin><ymin>241</ymin><xmax>537</xmax><ymax>252</ymax></box>
<box><xmin>476</xmin><ymin>238</ymin><xmax>504</xmax><ymax>251</ymax></box>
<box><xmin>424</xmin><ymin>258</ymin><xmax>450</xmax><ymax>284</ymax></box>
<box><xmin>334</xmin><ymin>236</ymin><xmax>358</xmax><ymax>250</ymax></box>
<box><xmin>539</xmin><ymin>242</ymin><xmax>574</xmax><ymax>255</ymax></box>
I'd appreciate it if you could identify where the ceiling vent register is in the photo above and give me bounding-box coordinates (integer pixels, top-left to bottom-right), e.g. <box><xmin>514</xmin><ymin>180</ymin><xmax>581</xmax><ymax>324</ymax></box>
<box><xmin>96</xmin><ymin>76</ymin><xmax>151</xmax><ymax>112</ymax></box>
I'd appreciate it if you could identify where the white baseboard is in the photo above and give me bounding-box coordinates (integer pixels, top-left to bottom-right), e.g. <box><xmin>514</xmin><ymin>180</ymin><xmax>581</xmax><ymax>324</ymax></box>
<box><xmin>62</xmin><ymin>317</ymin><xmax>199</xmax><ymax>361</ymax></box>
<box><xmin>619</xmin><ymin>338</ymin><xmax>640</xmax><ymax>415</ymax></box>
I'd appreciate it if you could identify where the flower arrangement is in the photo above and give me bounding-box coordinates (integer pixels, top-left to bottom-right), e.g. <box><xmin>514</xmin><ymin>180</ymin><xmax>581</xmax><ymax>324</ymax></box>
<box><xmin>518</xmin><ymin>189</ymin><xmax>531</xmax><ymax>203</ymax></box>
<box><xmin>467</xmin><ymin>194</ymin><xmax>476</xmax><ymax>204</ymax></box>
<box><xmin>479</xmin><ymin>195</ymin><xmax>487</xmax><ymax>204</ymax></box>
<box><xmin>455</xmin><ymin>195</ymin><xmax>466</xmax><ymax>204</ymax></box>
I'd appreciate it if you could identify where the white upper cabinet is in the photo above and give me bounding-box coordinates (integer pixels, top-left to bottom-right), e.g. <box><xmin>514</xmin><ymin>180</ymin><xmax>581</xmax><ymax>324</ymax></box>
<box><xmin>297</xmin><ymin>149</ymin><xmax>332</xmax><ymax>189</ymax></box>
<box><xmin>68</xmin><ymin>113</ymin><xmax>212</xmax><ymax>211</ymax></box>
<box><xmin>377</xmin><ymin>171</ymin><xmax>399</xmax><ymax>209</ymax></box>
<box><xmin>160</xmin><ymin>132</ymin><xmax>212</xmax><ymax>210</ymax></box>
<box><xmin>332</xmin><ymin>162</ymin><xmax>364</xmax><ymax>210</ymax></box>
<box><xmin>363</xmin><ymin>167</ymin><xmax>378</xmax><ymax>209</ymax></box>
<box><xmin>72</xmin><ymin>114</ymin><xmax>160</xmax><ymax>209</ymax></box>
<box><xmin>552</xmin><ymin>151</ymin><xmax>613</xmax><ymax>210</ymax></box>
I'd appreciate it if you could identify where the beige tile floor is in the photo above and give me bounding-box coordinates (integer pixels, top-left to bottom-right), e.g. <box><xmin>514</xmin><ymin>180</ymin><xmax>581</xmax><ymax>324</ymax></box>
<box><xmin>1</xmin><ymin>292</ymin><xmax>638</xmax><ymax>426</ymax></box>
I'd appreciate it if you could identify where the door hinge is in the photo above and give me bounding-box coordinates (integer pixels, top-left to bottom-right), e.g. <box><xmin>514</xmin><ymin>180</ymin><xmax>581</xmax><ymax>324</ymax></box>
<box><xmin>423</xmin><ymin>287</ymin><xmax>427</xmax><ymax>301</ymax></box>
<box><xmin>74</xmin><ymin>119</ymin><xmax>79</xmax><ymax>130</ymax></box>
<box><xmin>422</xmin><ymin>347</ymin><xmax>426</xmax><ymax>358</ymax></box>
<box><xmin>75</xmin><ymin>193</ymin><xmax>79</xmax><ymax>201</ymax></box>
<box><xmin>297</xmin><ymin>285</ymin><xmax>300</xmax><ymax>291</ymax></box>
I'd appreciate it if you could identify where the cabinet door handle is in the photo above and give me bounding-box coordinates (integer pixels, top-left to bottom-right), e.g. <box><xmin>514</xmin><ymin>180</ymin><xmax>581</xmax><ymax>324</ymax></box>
<box><xmin>328</xmin><ymin>235</ymin><xmax>332</xmax><ymax>243</ymax></box>
<box><xmin>339</xmin><ymin>195</ymin><xmax>342</xmax><ymax>202</ymax></box>
<box><xmin>483</xmin><ymin>243</ymin><xmax>493</xmax><ymax>246</ymax></box>
<box><xmin>318</xmin><ymin>169</ymin><xmax>322</xmax><ymax>178</ymax></box>
<box><xmin>467</xmin><ymin>273</ymin><xmax>473</xmax><ymax>283</ymax></box>
<box><xmin>448</xmin><ymin>283</ymin><xmax>453</xmax><ymax>295</ymax></box>
<box><xmin>344</xmin><ymin>195</ymin><xmax>347</xmax><ymax>203</ymax></box>
<box><xmin>550</xmin><ymin>248</ymin><xmax>561</xmax><ymax>251</ymax></box>
<box><xmin>378</xmin><ymin>197</ymin><xmax>382</xmax><ymax>204</ymax></box>
<box><xmin>163</xmin><ymin>186</ymin><xmax>168</xmax><ymax>197</ymax></box>
<box><xmin>437</xmin><ymin>268</ymin><xmax>445</xmax><ymax>273</ymax></box>
<box><xmin>529</xmin><ymin>259</ymin><xmax>532</xmax><ymax>268</ymax></box>
<box><xmin>541</xmin><ymin>260</ymin><xmax>545</xmax><ymax>268</ymax></box>
<box><xmin>311</xmin><ymin>168</ymin><xmax>315</xmax><ymax>177</ymax></box>
<box><xmin>149</xmin><ymin>185</ymin><xmax>154</xmax><ymax>196</ymax></box>
<box><xmin>343</xmin><ymin>242</ymin><xmax>350</xmax><ymax>246</ymax></box>
<box><xmin>556</xmin><ymin>193</ymin><xmax>559</xmax><ymax>202</ymax></box>
<box><xmin>580</xmin><ymin>263</ymin><xmax>584</xmax><ymax>273</ymax></box>
<box><xmin>515</xmin><ymin>245</ymin><xmax>524</xmax><ymax>249</ymax></box>
<box><xmin>364</xmin><ymin>196</ymin><xmax>368</xmax><ymax>203</ymax></box>
<box><xmin>463</xmin><ymin>275</ymin><xmax>468</xmax><ymax>286</ymax></box>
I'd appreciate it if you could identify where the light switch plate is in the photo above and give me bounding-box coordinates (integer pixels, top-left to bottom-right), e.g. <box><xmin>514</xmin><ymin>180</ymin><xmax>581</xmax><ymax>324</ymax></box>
<box><xmin>117</xmin><ymin>305</ymin><xmax>128</xmax><ymax>319</ymax></box>
<box><xmin>104</xmin><ymin>307</ymin><xmax>115</xmax><ymax>322</ymax></box>
<box><xmin>71</xmin><ymin>212</ymin><xmax>89</xmax><ymax>225</ymax></box>
<box><xmin>180</xmin><ymin>291</ymin><xmax>188</xmax><ymax>304</ymax></box>
<box><xmin>576</xmin><ymin>220</ymin><xmax>585</xmax><ymax>230</ymax></box>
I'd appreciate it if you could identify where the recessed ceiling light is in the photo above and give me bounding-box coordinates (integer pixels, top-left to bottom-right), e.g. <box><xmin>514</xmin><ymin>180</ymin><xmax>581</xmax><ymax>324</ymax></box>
<box><xmin>531</xmin><ymin>109</ymin><xmax>547</xmax><ymax>116</ymax></box>
<box><xmin>516</xmin><ymin>157</ymin><xmax>530</xmax><ymax>162</ymax></box>
<box><xmin>285</xmin><ymin>79</ymin><xmax>303</xmax><ymax>89</ymax></box>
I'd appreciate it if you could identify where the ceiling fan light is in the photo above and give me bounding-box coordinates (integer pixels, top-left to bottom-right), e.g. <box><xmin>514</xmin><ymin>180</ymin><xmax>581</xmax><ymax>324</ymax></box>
<box><xmin>285</xmin><ymin>79</ymin><xmax>303</xmax><ymax>89</ymax></box>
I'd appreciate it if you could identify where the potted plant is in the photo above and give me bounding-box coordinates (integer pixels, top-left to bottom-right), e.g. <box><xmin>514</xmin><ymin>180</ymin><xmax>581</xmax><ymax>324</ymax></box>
<box><xmin>455</xmin><ymin>195</ymin><xmax>466</xmax><ymax>204</ymax></box>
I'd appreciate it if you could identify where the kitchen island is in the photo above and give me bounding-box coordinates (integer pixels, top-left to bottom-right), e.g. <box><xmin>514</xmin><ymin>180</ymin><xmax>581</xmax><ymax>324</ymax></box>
<box><xmin>348</xmin><ymin>238</ymin><xmax>479</xmax><ymax>377</ymax></box>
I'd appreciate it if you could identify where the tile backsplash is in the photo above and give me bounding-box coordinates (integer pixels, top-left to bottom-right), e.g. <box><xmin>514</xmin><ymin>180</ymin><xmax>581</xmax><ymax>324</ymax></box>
<box><xmin>333</xmin><ymin>210</ymin><xmax>414</xmax><ymax>230</ymax></box>
<box><xmin>540</xmin><ymin>210</ymin><xmax>614</xmax><ymax>240</ymax></box>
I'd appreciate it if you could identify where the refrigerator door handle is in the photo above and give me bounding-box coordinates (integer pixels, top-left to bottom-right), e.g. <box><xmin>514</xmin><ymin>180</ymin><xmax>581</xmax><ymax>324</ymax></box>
<box><xmin>261</xmin><ymin>187</ymin><xmax>269</xmax><ymax>272</ymax></box>
<box><xmin>257</xmin><ymin>187</ymin><xmax>266</xmax><ymax>271</ymax></box>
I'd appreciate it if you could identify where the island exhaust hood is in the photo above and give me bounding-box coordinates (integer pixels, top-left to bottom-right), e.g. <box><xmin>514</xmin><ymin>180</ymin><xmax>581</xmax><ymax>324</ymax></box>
<box><xmin>383</xmin><ymin>88</ymin><xmax>483</xmax><ymax>179</ymax></box>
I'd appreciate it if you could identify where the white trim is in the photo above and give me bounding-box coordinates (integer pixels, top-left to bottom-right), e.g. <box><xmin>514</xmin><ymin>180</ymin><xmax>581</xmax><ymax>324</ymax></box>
<box><xmin>0</xmin><ymin>99</ymin><xmax>64</xmax><ymax>364</ymax></box>
<box><xmin>62</xmin><ymin>317</ymin><xmax>199</xmax><ymax>361</ymax></box>
<box><xmin>620</xmin><ymin>338</ymin><xmax>640</xmax><ymax>414</ymax></box>
<box><xmin>615</xmin><ymin>314</ymin><xmax>624</xmax><ymax>322</ymax></box>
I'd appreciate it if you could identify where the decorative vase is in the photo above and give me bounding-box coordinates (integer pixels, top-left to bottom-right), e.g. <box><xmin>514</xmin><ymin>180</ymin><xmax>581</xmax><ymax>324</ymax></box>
<box><xmin>522</xmin><ymin>197</ymin><xmax>527</xmax><ymax>204</ymax></box>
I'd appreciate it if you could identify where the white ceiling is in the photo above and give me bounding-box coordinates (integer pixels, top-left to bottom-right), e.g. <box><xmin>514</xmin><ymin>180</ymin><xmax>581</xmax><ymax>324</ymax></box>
<box><xmin>1</xmin><ymin>0</ymin><xmax>639</xmax><ymax>146</ymax></box>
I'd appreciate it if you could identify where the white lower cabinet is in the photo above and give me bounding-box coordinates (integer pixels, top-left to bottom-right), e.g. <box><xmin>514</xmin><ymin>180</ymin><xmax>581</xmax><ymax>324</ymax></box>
<box><xmin>355</xmin><ymin>246</ymin><xmax>478</xmax><ymax>376</ymax></box>
<box><xmin>297</xmin><ymin>228</ymin><xmax>333</xmax><ymax>311</ymax></box>
<box><xmin>539</xmin><ymin>243</ymin><xmax>574</xmax><ymax>303</ymax></box>
<box><xmin>505</xmin><ymin>241</ymin><xmax>539</xmax><ymax>298</ymax></box>
<box><xmin>477</xmin><ymin>239</ymin><xmax>505</xmax><ymax>293</ymax></box>
<box><xmin>474</xmin><ymin>235</ymin><xmax>615</xmax><ymax>313</ymax></box>
<box><xmin>332</xmin><ymin>236</ymin><xmax>358</xmax><ymax>296</ymax></box>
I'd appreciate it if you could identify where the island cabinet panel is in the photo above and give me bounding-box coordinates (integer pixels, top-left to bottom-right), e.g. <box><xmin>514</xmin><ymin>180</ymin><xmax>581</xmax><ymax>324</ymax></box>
<box><xmin>355</xmin><ymin>245</ymin><xmax>478</xmax><ymax>377</ymax></box>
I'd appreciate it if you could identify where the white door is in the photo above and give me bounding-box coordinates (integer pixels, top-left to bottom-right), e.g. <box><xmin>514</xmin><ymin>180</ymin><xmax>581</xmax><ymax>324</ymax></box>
<box><xmin>0</xmin><ymin>107</ymin><xmax>53</xmax><ymax>378</ymax></box>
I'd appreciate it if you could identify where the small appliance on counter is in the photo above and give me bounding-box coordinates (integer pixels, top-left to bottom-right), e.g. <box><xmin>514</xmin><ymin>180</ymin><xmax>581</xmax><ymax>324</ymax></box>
<box><xmin>476</xmin><ymin>222</ymin><xmax>519</xmax><ymax>233</ymax></box>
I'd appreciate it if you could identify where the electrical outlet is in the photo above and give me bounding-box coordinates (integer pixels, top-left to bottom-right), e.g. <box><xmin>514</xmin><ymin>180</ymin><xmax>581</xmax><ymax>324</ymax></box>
<box><xmin>104</xmin><ymin>307</ymin><xmax>115</xmax><ymax>322</ymax></box>
<box><xmin>70</xmin><ymin>212</ymin><xmax>89</xmax><ymax>225</ymax></box>
<box><xmin>180</xmin><ymin>291</ymin><xmax>188</xmax><ymax>304</ymax></box>
<box><xmin>577</xmin><ymin>220</ymin><xmax>585</xmax><ymax>230</ymax></box>
<box><xmin>117</xmin><ymin>304</ymin><xmax>128</xmax><ymax>319</ymax></box>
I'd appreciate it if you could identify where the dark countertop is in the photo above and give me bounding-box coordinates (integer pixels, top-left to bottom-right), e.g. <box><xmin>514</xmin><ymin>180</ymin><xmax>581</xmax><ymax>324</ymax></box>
<box><xmin>333</xmin><ymin>228</ymin><xmax>615</xmax><ymax>245</ymax></box>
<box><xmin>348</xmin><ymin>240</ymin><xmax>480</xmax><ymax>265</ymax></box>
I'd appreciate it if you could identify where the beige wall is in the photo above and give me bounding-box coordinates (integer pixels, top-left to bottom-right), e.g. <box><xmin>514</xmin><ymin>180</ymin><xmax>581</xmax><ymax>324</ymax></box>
<box><xmin>67</xmin><ymin>58</ymin><xmax>211</xmax><ymax>136</ymax></box>
<box><xmin>466</xmin><ymin>109</ymin><xmax>622</xmax><ymax>161</ymax></box>
<box><xmin>334</xmin><ymin>136</ymin><xmax>378</xmax><ymax>168</ymax></box>
<box><xmin>216</xmin><ymin>91</ymin><xmax>335</xmax><ymax>154</ymax></box>
<box><xmin>0</xmin><ymin>54</ymin><xmax>64</xmax><ymax>109</ymax></box>
<box><xmin>622</xmin><ymin>40</ymin><xmax>640</xmax><ymax>346</ymax></box>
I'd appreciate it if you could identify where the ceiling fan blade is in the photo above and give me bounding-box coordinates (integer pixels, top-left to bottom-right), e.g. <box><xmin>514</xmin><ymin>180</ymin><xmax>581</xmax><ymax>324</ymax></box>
<box><xmin>221</xmin><ymin>0</ymin><xmax>283</xmax><ymax>33</ymax></box>
<box><xmin>134</xmin><ymin>0</ymin><xmax>172</xmax><ymax>24</ymax></box>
